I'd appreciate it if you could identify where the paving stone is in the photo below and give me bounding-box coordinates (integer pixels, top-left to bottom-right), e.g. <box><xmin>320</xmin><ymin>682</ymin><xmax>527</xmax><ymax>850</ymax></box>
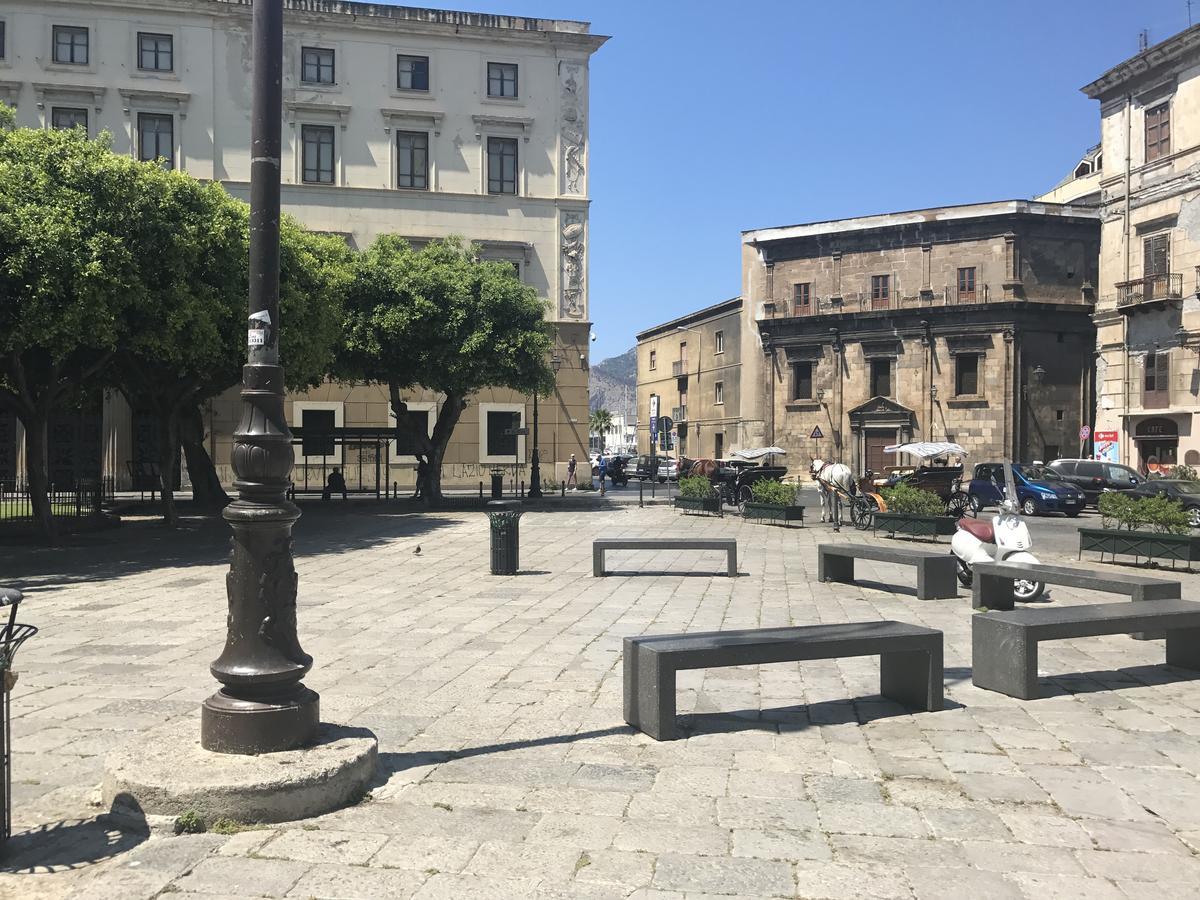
<box><xmin>1005</xmin><ymin>873</ymin><xmax>1125</xmax><ymax>900</ymax></box>
<box><xmin>284</xmin><ymin>863</ymin><xmax>426</xmax><ymax>899</ymax></box>
<box><xmin>921</xmin><ymin>806</ymin><xmax>1012</xmax><ymax>841</ymax></box>
<box><xmin>717</xmin><ymin>796</ymin><xmax>821</xmax><ymax>830</ymax></box>
<box><xmin>792</xmin><ymin>859</ymin><xmax>912</xmax><ymax>899</ymax></box>
<box><xmin>256</xmin><ymin>829</ymin><xmax>389</xmax><ymax>865</ymax></box>
<box><xmin>571</xmin><ymin>849</ymin><xmax>656</xmax><ymax>888</ymax></box>
<box><xmin>816</xmin><ymin>802</ymin><xmax>930</xmax><ymax>838</ymax></box>
<box><xmin>528</xmin><ymin>813</ymin><xmax>622</xmax><ymax>849</ymax></box>
<box><xmin>1074</xmin><ymin>848</ymin><xmax>1200</xmax><ymax>882</ymax></box>
<box><xmin>652</xmin><ymin>854</ymin><xmax>795</xmax><ymax>896</ymax></box>
<box><xmin>904</xmin><ymin>866</ymin><xmax>1023</xmax><ymax>900</ymax></box>
<box><xmin>961</xmin><ymin>841</ymin><xmax>1087</xmax><ymax>876</ymax></box>
<box><xmin>612</xmin><ymin>821</ymin><xmax>729</xmax><ymax>856</ymax></box>
<box><xmin>731</xmin><ymin>826</ymin><xmax>833</xmax><ymax>861</ymax></box>
<box><xmin>997</xmin><ymin>810</ymin><xmax>1092</xmax><ymax>849</ymax></box>
<box><xmin>171</xmin><ymin>856</ymin><xmax>312</xmax><ymax>897</ymax></box>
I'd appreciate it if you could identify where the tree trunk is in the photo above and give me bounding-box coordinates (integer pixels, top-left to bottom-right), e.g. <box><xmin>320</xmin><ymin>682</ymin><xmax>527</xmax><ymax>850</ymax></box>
<box><xmin>180</xmin><ymin>404</ymin><xmax>230</xmax><ymax>509</ymax></box>
<box><xmin>156</xmin><ymin>410</ymin><xmax>179</xmax><ymax>527</ymax></box>
<box><xmin>423</xmin><ymin>391</ymin><xmax>467</xmax><ymax>504</ymax></box>
<box><xmin>23</xmin><ymin>409</ymin><xmax>55</xmax><ymax>542</ymax></box>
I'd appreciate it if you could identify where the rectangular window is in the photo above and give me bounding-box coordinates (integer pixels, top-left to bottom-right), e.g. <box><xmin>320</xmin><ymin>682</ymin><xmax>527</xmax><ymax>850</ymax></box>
<box><xmin>396</xmin><ymin>131</ymin><xmax>428</xmax><ymax>190</ymax></box>
<box><xmin>53</xmin><ymin>25</ymin><xmax>89</xmax><ymax>65</ymax></box>
<box><xmin>649</xmin><ymin>349</ymin><xmax>657</xmax><ymax>370</ymax></box>
<box><xmin>870</xmin><ymin>358</ymin><xmax>892</xmax><ymax>397</ymax></box>
<box><xmin>397</xmin><ymin>54</ymin><xmax>429</xmax><ymax>91</ymax></box>
<box><xmin>486</xmin><ymin>410</ymin><xmax>520</xmax><ymax>457</ymax></box>
<box><xmin>487</xmin><ymin>136</ymin><xmax>517</xmax><ymax>194</ymax></box>
<box><xmin>1</xmin><ymin>21</ymin><xmax>8</xmax><ymax>60</ymax></box>
<box><xmin>1144</xmin><ymin>350</ymin><xmax>1170</xmax><ymax>407</ymax></box>
<box><xmin>714</xmin><ymin>330</ymin><xmax>725</xmax><ymax>354</ymax></box>
<box><xmin>301</xmin><ymin>409</ymin><xmax>336</xmax><ymax>458</ymax></box>
<box><xmin>487</xmin><ymin>62</ymin><xmax>518</xmax><ymax>98</ymax></box>
<box><xmin>870</xmin><ymin>275</ymin><xmax>890</xmax><ymax>310</ymax></box>
<box><xmin>955</xmin><ymin>354</ymin><xmax>980</xmax><ymax>396</ymax></box>
<box><xmin>51</xmin><ymin>107</ymin><xmax>88</xmax><ymax>131</ymax></box>
<box><xmin>301</xmin><ymin>46</ymin><xmax>335</xmax><ymax>84</ymax></box>
<box><xmin>1145</xmin><ymin>103</ymin><xmax>1171</xmax><ymax>163</ymax></box>
<box><xmin>794</xmin><ymin>282</ymin><xmax>812</xmax><ymax>315</ymax></box>
<box><xmin>1144</xmin><ymin>233</ymin><xmax>1169</xmax><ymax>277</ymax></box>
<box><xmin>392</xmin><ymin>409</ymin><xmax>430</xmax><ymax>456</ymax></box>
<box><xmin>957</xmin><ymin>267</ymin><xmax>976</xmax><ymax>302</ymax></box>
<box><xmin>301</xmin><ymin>124</ymin><xmax>335</xmax><ymax>184</ymax></box>
<box><xmin>792</xmin><ymin>362</ymin><xmax>812</xmax><ymax>401</ymax></box>
<box><xmin>137</xmin><ymin>113</ymin><xmax>174</xmax><ymax>169</ymax></box>
<box><xmin>138</xmin><ymin>32</ymin><xmax>173</xmax><ymax>72</ymax></box>
<box><xmin>714</xmin><ymin>381</ymin><xmax>724</xmax><ymax>405</ymax></box>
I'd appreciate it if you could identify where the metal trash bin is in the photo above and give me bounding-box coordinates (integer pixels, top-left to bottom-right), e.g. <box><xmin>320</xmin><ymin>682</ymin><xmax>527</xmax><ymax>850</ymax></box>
<box><xmin>486</xmin><ymin>500</ymin><xmax>522</xmax><ymax>575</ymax></box>
<box><xmin>0</xmin><ymin>588</ymin><xmax>36</xmax><ymax>848</ymax></box>
<box><xmin>490</xmin><ymin>469</ymin><xmax>505</xmax><ymax>500</ymax></box>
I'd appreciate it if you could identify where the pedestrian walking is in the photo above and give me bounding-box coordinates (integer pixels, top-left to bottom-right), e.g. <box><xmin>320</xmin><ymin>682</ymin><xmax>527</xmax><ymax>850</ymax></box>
<box><xmin>598</xmin><ymin>454</ymin><xmax>608</xmax><ymax>488</ymax></box>
<box><xmin>413</xmin><ymin>454</ymin><xmax>429</xmax><ymax>500</ymax></box>
<box><xmin>566</xmin><ymin>454</ymin><xmax>578</xmax><ymax>490</ymax></box>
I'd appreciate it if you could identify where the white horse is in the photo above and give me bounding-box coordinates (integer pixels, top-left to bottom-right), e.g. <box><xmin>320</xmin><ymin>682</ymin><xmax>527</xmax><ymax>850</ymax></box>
<box><xmin>810</xmin><ymin>458</ymin><xmax>855</xmax><ymax>527</ymax></box>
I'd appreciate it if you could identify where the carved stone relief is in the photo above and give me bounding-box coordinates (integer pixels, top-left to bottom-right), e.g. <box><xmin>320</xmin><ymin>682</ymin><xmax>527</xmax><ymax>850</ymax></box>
<box><xmin>560</xmin><ymin>63</ymin><xmax>585</xmax><ymax>195</ymax></box>
<box><xmin>561</xmin><ymin>213</ymin><xmax>585</xmax><ymax>319</ymax></box>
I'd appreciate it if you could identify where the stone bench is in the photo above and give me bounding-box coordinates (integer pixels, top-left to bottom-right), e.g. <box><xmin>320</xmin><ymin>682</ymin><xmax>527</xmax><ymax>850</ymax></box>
<box><xmin>593</xmin><ymin>538</ymin><xmax>737</xmax><ymax>578</ymax></box>
<box><xmin>972</xmin><ymin>560</ymin><xmax>1181</xmax><ymax>616</ymax></box>
<box><xmin>623</xmin><ymin>621</ymin><xmax>943</xmax><ymax>740</ymax></box>
<box><xmin>818</xmin><ymin>543</ymin><xmax>958</xmax><ymax>601</ymax></box>
<box><xmin>971</xmin><ymin>598</ymin><xmax>1200</xmax><ymax>700</ymax></box>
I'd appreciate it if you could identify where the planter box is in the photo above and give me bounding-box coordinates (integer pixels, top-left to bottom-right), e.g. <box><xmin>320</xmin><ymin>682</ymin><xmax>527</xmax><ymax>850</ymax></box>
<box><xmin>742</xmin><ymin>502</ymin><xmax>805</xmax><ymax>526</ymax></box>
<box><xmin>874</xmin><ymin>512</ymin><xmax>955</xmax><ymax>539</ymax></box>
<box><xmin>674</xmin><ymin>496</ymin><xmax>721</xmax><ymax>515</ymax></box>
<box><xmin>1078</xmin><ymin>527</ymin><xmax>1200</xmax><ymax>565</ymax></box>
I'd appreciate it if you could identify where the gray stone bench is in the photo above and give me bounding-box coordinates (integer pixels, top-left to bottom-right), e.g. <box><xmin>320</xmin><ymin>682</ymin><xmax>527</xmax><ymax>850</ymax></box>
<box><xmin>971</xmin><ymin>598</ymin><xmax>1200</xmax><ymax>700</ymax></box>
<box><xmin>623</xmin><ymin>621</ymin><xmax>943</xmax><ymax>740</ymax></box>
<box><xmin>972</xmin><ymin>560</ymin><xmax>1181</xmax><ymax>614</ymax></box>
<box><xmin>593</xmin><ymin>538</ymin><xmax>737</xmax><ymax>577</ymax></box>
<box><xmin>818</xmin><ymin>543</ymin><xmax>958</xmax><ymax>601</ymax></box>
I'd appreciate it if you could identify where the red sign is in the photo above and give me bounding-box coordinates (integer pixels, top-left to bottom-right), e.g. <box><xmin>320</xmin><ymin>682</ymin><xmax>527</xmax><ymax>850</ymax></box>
<box><xmin>1093</xmin><ymin>431</ymin><xmax>1119</xmax><ymax>442</ymax></box>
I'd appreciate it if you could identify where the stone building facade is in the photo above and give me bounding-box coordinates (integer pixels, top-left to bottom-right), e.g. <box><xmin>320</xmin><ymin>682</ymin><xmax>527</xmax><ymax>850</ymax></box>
<box><xmin>0</xmin><ymin>0</ymin><xmax>606</xmax><ymax>490</ymax></box>
<box><xmin>635</xmin><ymin>298</ymin><xmax>750</xmax><ymax>461</ymax></box>
<box><xmin>1083</xmin><ymin>24</ymin><xmax>1200</xmax><ymax>473</ymax></box>
<box><xmin>742</xmin><ymin>201</ymin><xmax>1101</xmax><ymax>475</ymax></box>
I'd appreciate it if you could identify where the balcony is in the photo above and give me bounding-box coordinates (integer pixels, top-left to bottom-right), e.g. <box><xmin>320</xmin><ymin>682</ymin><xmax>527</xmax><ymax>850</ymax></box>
<box><xmin>1116</xmin><ymin>273</ymin><xmax>1184</xmax><ymax>309</ymax></box>
<box><xmin>672</xmin><ymin>406</ymin><xmax>688</xmax><ymax>423</ymax></box>
<box><xmin>671</xmin><ymin>360</ymin><xmax>687</xmax><ymax>377</ymax></box>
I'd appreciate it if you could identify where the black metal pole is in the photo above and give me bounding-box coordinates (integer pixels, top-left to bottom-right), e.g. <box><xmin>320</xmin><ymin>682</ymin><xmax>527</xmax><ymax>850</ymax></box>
<box><xmin>528</xmin><ymin>391</ymin><xmax>542</xmax><ymax>498</ymax></box>
<box><xmin>201</xmin><ymin>0</ymin><xmax>318</xmax><ymax>754</ymax></box>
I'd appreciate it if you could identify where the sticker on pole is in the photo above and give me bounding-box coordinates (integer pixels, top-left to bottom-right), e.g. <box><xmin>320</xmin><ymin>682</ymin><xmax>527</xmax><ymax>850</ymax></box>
<box><xmin>247</xmin><ymin>329</ymin><xmax>265</xmax><ymax>347</ymax></box>
<box><xmin>810</xmin><ymin>425</ymin><xmax>824</xmax><ymax>439</ymax></box>
<box><xmin>1079</xmin><ymin>425</ymin><xmax>1091</xmax><ymax>441</ymax></box>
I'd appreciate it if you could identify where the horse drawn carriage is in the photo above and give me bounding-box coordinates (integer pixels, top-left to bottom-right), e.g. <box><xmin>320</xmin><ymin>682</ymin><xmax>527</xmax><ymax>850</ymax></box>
<box><xmin>687</xmin><ymin>447</ymin><xmax>788</xmax><ymax>511</ymax></box>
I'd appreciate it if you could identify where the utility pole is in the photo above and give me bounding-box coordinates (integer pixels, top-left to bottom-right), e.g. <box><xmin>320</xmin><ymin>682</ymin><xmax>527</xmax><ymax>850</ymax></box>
<box><xmin>201</xmin><ymin>0</ymin><xmax>319</xmax><ymax>754</ymax></box>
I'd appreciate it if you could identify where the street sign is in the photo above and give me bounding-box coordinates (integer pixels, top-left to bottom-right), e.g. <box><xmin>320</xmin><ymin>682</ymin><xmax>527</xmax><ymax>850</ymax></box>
<box><xmin>504</xmin><ymin>427</ymin><xmax>529</xmax><ymax>436</ymax></box>
<box><xmin>1079</xmin><ymin>425</ymin><xmax>1091</xmax><ymax>441</ymax></box>
<box><xmin>810</xmin><ymin>425</ymin><xmax>824</xmax><ymax>439</ymax></box>
<box><xmin>649</xmin><ymin>396</ymin><xmax>660</xmax><ymax>447</ymax></box>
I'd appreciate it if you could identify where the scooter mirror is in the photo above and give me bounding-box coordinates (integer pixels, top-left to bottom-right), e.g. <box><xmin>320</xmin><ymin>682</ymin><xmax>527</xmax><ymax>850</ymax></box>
<box><xmin>1000</xmin><ymin>459</ymin><xmax>1020</xmax><ymax>514</ymax></box>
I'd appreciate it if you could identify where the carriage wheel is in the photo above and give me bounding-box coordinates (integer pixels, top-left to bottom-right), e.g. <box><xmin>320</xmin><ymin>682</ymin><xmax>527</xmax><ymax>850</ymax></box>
<box><xmin>737</xmin><ymin>484</ymin><xmax>753</xmax><ymax>513</ymax></box>
<box><xmin>945</xmin><ymin>491</ymin><xmax>973</xmax><ymax>520</ymax></box>
<box><xmin>850</xmin><ymin>496</ymin><xmax>874</xmax><ymax>530</ymax></box>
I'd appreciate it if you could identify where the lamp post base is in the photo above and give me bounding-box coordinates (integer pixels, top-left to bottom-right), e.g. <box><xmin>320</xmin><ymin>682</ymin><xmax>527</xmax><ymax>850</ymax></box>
<box><xmin>201</xmin><ymin>685</ymin><xmax>319</xmax><ymax>755</ymax></box>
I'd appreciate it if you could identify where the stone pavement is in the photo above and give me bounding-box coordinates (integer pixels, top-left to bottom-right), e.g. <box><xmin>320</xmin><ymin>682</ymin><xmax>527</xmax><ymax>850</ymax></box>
<box><xmin>1</xmin><ymin>501</ymin><xmax>1200</xmax><ymax>899</ymax></box>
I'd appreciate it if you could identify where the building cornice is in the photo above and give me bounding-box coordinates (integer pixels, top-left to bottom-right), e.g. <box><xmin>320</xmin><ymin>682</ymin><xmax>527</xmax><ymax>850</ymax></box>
<box><xmin>636</xmin><ymin>297</ymin><xmax>743</xmax><ymax>342</ymax></box>
<box><xmin>1081</xmin><ymin>23</ymin><xmax>1200</xmax><ymax>100</ymax></box>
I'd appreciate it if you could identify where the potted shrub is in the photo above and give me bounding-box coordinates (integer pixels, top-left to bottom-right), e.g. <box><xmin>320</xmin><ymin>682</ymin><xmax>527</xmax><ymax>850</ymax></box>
<box><xmin>1080</xmin><ymin>491</ymin><xmax>1200</xmax><ymax>566</ymax></box>
<box><xmin>742</xmin><ymin>480</ymin><xmax>805</xmax><ymax>526</ymax></box>
<box><xmin>674</xmin><ymin>476</ymin><xmax>721</xmax><ymax>515</ymax></box>
<box><xmin>873</xmin><ymin>483</ymin><xmax>954</xmax><ymax>539</ymax></box>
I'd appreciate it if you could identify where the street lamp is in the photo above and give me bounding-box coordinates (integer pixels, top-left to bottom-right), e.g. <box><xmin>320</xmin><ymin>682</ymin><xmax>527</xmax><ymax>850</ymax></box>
<box><xmin>200</xmin><ymin>0</ymin><xmax>318</xmax><ymax>754</ymax></box>
<box><xmin>529</xmin><ymin>354</ymin><xmax>560</xmax><ymax>499</ymax></box>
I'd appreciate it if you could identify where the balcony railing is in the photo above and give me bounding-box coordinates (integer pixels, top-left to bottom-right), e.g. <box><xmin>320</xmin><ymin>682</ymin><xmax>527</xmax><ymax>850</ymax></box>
<box><xmin>1116</xmin><ymin>273</ymin><xmax>1184</xmax><ymax>308</ymax></box>
<box><xmin>671</xmin><ymin>360</ymin><xmax>687</xmax><ymax>377</ymax></box>
<box><xmin>672</xmin><ymin>406</ymin><xmax>687</xmax><ymax>422</ymax></box>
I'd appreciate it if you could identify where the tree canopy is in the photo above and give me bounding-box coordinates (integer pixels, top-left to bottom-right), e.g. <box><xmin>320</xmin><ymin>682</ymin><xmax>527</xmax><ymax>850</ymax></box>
<box><xmin>340</xmin><ymin>236</ymin><xmax>554</xmax><ymax>500</ymax></box>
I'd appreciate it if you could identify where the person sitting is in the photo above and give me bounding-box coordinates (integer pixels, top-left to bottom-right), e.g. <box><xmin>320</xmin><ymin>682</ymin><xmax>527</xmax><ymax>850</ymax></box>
<box><xmin>322</xmin><ymin>468</ymin><xmax>348</xmax><ymax>501</ymax></box>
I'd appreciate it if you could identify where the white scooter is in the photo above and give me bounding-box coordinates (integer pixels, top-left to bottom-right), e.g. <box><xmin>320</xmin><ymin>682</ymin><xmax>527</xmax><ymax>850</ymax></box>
<box><xmin>951</xmin><ymin>461</ymin><xmax>1045</xmax><ymax>602</ymax></box>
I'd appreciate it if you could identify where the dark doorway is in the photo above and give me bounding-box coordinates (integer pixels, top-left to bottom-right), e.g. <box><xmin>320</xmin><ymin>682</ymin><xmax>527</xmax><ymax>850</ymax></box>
<box><xmin>864</xmin><ymin>428</ymin><xmax>894</xmax><ymax>474</ymax></box>
<box><xmin>47</xmin><ymin>406</ymin><xmax>102</xmax><ymax>487</ymax></box>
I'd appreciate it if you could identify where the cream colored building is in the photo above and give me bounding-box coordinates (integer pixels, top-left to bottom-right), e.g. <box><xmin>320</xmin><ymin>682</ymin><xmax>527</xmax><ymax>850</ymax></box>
<box><xmin>0</xmin><ymin>0</ymin><xmax>605</xmax><ymax>490</ymax></box>
<box><xmin>1084</xmin><ymin>24</ymin><xmax>1200</xmax><ymax>472</ymax></box>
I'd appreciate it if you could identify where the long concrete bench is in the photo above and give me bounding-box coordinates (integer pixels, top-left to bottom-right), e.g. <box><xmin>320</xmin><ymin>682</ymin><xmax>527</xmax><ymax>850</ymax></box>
<box><xmin>971</xmin><ymin>598</ymin><xmax>1200</xmax><ymax>700</ymax></box>
<box><xmin>623</xmin><ymin>621</ymin><xmax>943</xmax><ymax>740</ymax></box>
<box><xmin>818</xmin><ymin>543</ymin><xmax>958</xmax><ymax>601</ymax></box>
<box><xmin>593</xmin><ymin>538</ymin><xmax>737</xmax><ymax>577</ymax></box>
<box><xmin>971</xmin><ymin>560</ymin><xmax>1182</xmax><ymax>637</ymax></box>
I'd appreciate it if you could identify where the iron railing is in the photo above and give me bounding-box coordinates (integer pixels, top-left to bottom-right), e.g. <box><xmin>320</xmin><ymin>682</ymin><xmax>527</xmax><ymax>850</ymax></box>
<box><xmin>1116</xmin><ymin>273</ymin><xmax>1184</xmax><ymax>308</ymax></box>
<box><xmin>0</xmin><ymin>480</ymin><xmax>108</xmax><ymax>524</ymax></box>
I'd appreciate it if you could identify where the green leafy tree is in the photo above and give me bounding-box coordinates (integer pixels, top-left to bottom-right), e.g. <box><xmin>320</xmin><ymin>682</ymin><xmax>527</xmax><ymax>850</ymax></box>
<box><xmin>589</xmin><ymin>408</ymin><xmax>614</xmax><ymax>457</ymax></box>
<box><xmin>340</xmin><ymin>236</ymin><xmax>554</xmax><ymax>502</ymax></box>
<box><xmin>0</xmin><ymin>123</ymin><xmax>150</xmax><ymax>539</ymax></box>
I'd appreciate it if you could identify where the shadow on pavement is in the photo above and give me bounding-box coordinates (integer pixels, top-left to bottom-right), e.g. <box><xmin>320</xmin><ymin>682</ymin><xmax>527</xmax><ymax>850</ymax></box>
<box><xmin>0</xmin><ymin>797</ymin><xmax>148</xmax><ymax>874</ymax></box>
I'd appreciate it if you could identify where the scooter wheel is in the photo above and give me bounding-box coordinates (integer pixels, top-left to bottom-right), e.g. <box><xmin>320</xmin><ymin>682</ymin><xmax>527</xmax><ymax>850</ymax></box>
<box><xmin>955</xmin><ymin>557</ymin><xmax>973</xmax><ymax>588</ymax></box>
<box><xmin>1014</xmin><ymin>579</ymin><xmax>1044</xmax><ymax>602</ymax></box>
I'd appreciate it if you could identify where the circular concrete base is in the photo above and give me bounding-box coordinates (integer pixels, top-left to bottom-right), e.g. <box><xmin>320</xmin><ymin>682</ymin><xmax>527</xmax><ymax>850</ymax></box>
<box><xmin>103</xmin><ymin>719</ymin><xmax>378</xmax><ymax>826</ymax></box>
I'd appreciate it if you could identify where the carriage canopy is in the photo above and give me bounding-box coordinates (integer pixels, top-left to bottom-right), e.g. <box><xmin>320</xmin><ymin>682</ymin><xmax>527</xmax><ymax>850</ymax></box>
<box><xmin>884</xmin><ymin>441</ymin><xmax>968</xmax><ymax>460</ymax></box>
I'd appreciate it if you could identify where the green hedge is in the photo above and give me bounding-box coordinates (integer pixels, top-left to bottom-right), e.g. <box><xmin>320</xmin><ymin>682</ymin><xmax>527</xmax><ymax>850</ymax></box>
<box><xmin>750</xmin><ymin>480</ymin><xmax>796</xmax><ymax>505</ymax></box>
<box><xmin>1098</xmin><ymin>491</ymin><xmax>1190</xmax><ymax>534</ymax></box>
<box><xmin>678</xmin><ymin>476</ymin><xmax>715</xmax><ymax>500</ymax></box>
<box><xmin>880</xmin><ymin>483</ymin><xmax>944</xmax><ymax>516</ymax></box>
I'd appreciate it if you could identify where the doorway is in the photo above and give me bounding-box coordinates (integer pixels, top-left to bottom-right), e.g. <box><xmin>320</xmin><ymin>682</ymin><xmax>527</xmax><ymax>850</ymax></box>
<box><xmin>714</xmin><ymin>432</ymin><xmax>724</xmax><ymax>460</ymax></box>
<box><xmin>864</xmin><ymin>428</ymin><xmax>894</xmax><ymax>475</ymax></box>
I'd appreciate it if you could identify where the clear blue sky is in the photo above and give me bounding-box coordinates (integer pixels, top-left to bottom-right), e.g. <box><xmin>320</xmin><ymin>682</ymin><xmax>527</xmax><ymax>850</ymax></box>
<box><xmin>422</xmin><ymin>1</ymin><xmax>1196</xmax><ymax>361</ymax></box>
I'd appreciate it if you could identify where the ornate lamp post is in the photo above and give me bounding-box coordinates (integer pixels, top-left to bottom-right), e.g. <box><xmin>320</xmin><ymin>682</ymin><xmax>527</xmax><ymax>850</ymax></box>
<box><xmin>528</xmin><ymin>354</ymin><xmax>562</xmax><ymax>499</ymax></box>
<box><xmin>201</xmin><ymin>0</ymin><xmax>319</xmax><ymax>754</ymax></box>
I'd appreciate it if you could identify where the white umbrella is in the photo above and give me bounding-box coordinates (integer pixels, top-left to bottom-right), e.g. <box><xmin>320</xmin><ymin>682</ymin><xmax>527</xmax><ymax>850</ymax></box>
<box><xmin>884</xmin><ymin>441</ymin><xmax>967</xmax><ymax>460</ymax></box>
<box><xmin>732</xmin><ymin>447</ymin><xmax>787</xmax><ymax>460</ymax></box>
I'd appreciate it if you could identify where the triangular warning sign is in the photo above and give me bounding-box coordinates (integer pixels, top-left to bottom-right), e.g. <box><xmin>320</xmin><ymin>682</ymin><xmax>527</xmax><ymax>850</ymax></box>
<box><xmin>810</xmin><ymin>425</ymin><xmax>824</xmax><ymax>439</ymax></box>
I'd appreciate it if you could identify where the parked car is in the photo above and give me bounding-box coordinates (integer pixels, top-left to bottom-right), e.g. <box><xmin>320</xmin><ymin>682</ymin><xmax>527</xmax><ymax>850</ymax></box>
<box><xmin>1046</xmin><ymin>458</ymin><xmax>1141</xmax><ymax>505</ymax></box>
<box><xmin>967</xmin><ymin>462</ymin><xmax>1086</xmax><ymax>517</ymax></box>
<box><xmin>1126</xmin><ymin>479</ymin><xmax>1200</xmax><ymax>527</ymax></box>
<box><xmin>657</xmin><ymin>459</ymin><xmax>679</xmax><ymax>482</ymax></box>
<box><xmin>631</xmin><ymin>454</ymin><xmax>659</xmax><ymax>482</ymax></box>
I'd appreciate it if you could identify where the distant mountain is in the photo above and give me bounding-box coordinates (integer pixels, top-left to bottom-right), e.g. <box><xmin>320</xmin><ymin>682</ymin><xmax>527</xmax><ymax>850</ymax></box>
<box><xmin>589</xmin><ymin>347</ymin><xmax>636</xmax><ymax>416</ymax></box>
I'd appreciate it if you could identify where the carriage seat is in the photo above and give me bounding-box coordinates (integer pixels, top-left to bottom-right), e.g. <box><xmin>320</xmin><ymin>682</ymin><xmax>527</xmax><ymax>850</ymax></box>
<box><xmin>958</xmin><ymin>518</ymin><xmax>994</xmax><ymax>545</ymax></box>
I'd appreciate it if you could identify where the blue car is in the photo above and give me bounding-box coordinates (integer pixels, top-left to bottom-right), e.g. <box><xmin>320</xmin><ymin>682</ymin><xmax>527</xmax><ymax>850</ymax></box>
<box><xmin>968</xmin><ymin>463</ymin><xmax>1086</xmax><ymax>517</ymax></box>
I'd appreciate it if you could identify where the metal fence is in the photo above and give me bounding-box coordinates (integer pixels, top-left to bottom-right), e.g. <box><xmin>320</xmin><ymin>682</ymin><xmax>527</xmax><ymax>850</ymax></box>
<box><xmin>0</xmin><ymin>479</ymin><xmax>112</xmax><ymax>524</ymax></box>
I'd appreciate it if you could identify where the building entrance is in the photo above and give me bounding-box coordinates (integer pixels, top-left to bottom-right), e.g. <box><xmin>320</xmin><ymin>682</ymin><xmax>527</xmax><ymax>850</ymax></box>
<box><xmin>1134</xmin><ymin>417</ymin><xmax>1179</xmax><ymax>475</ymax></box>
